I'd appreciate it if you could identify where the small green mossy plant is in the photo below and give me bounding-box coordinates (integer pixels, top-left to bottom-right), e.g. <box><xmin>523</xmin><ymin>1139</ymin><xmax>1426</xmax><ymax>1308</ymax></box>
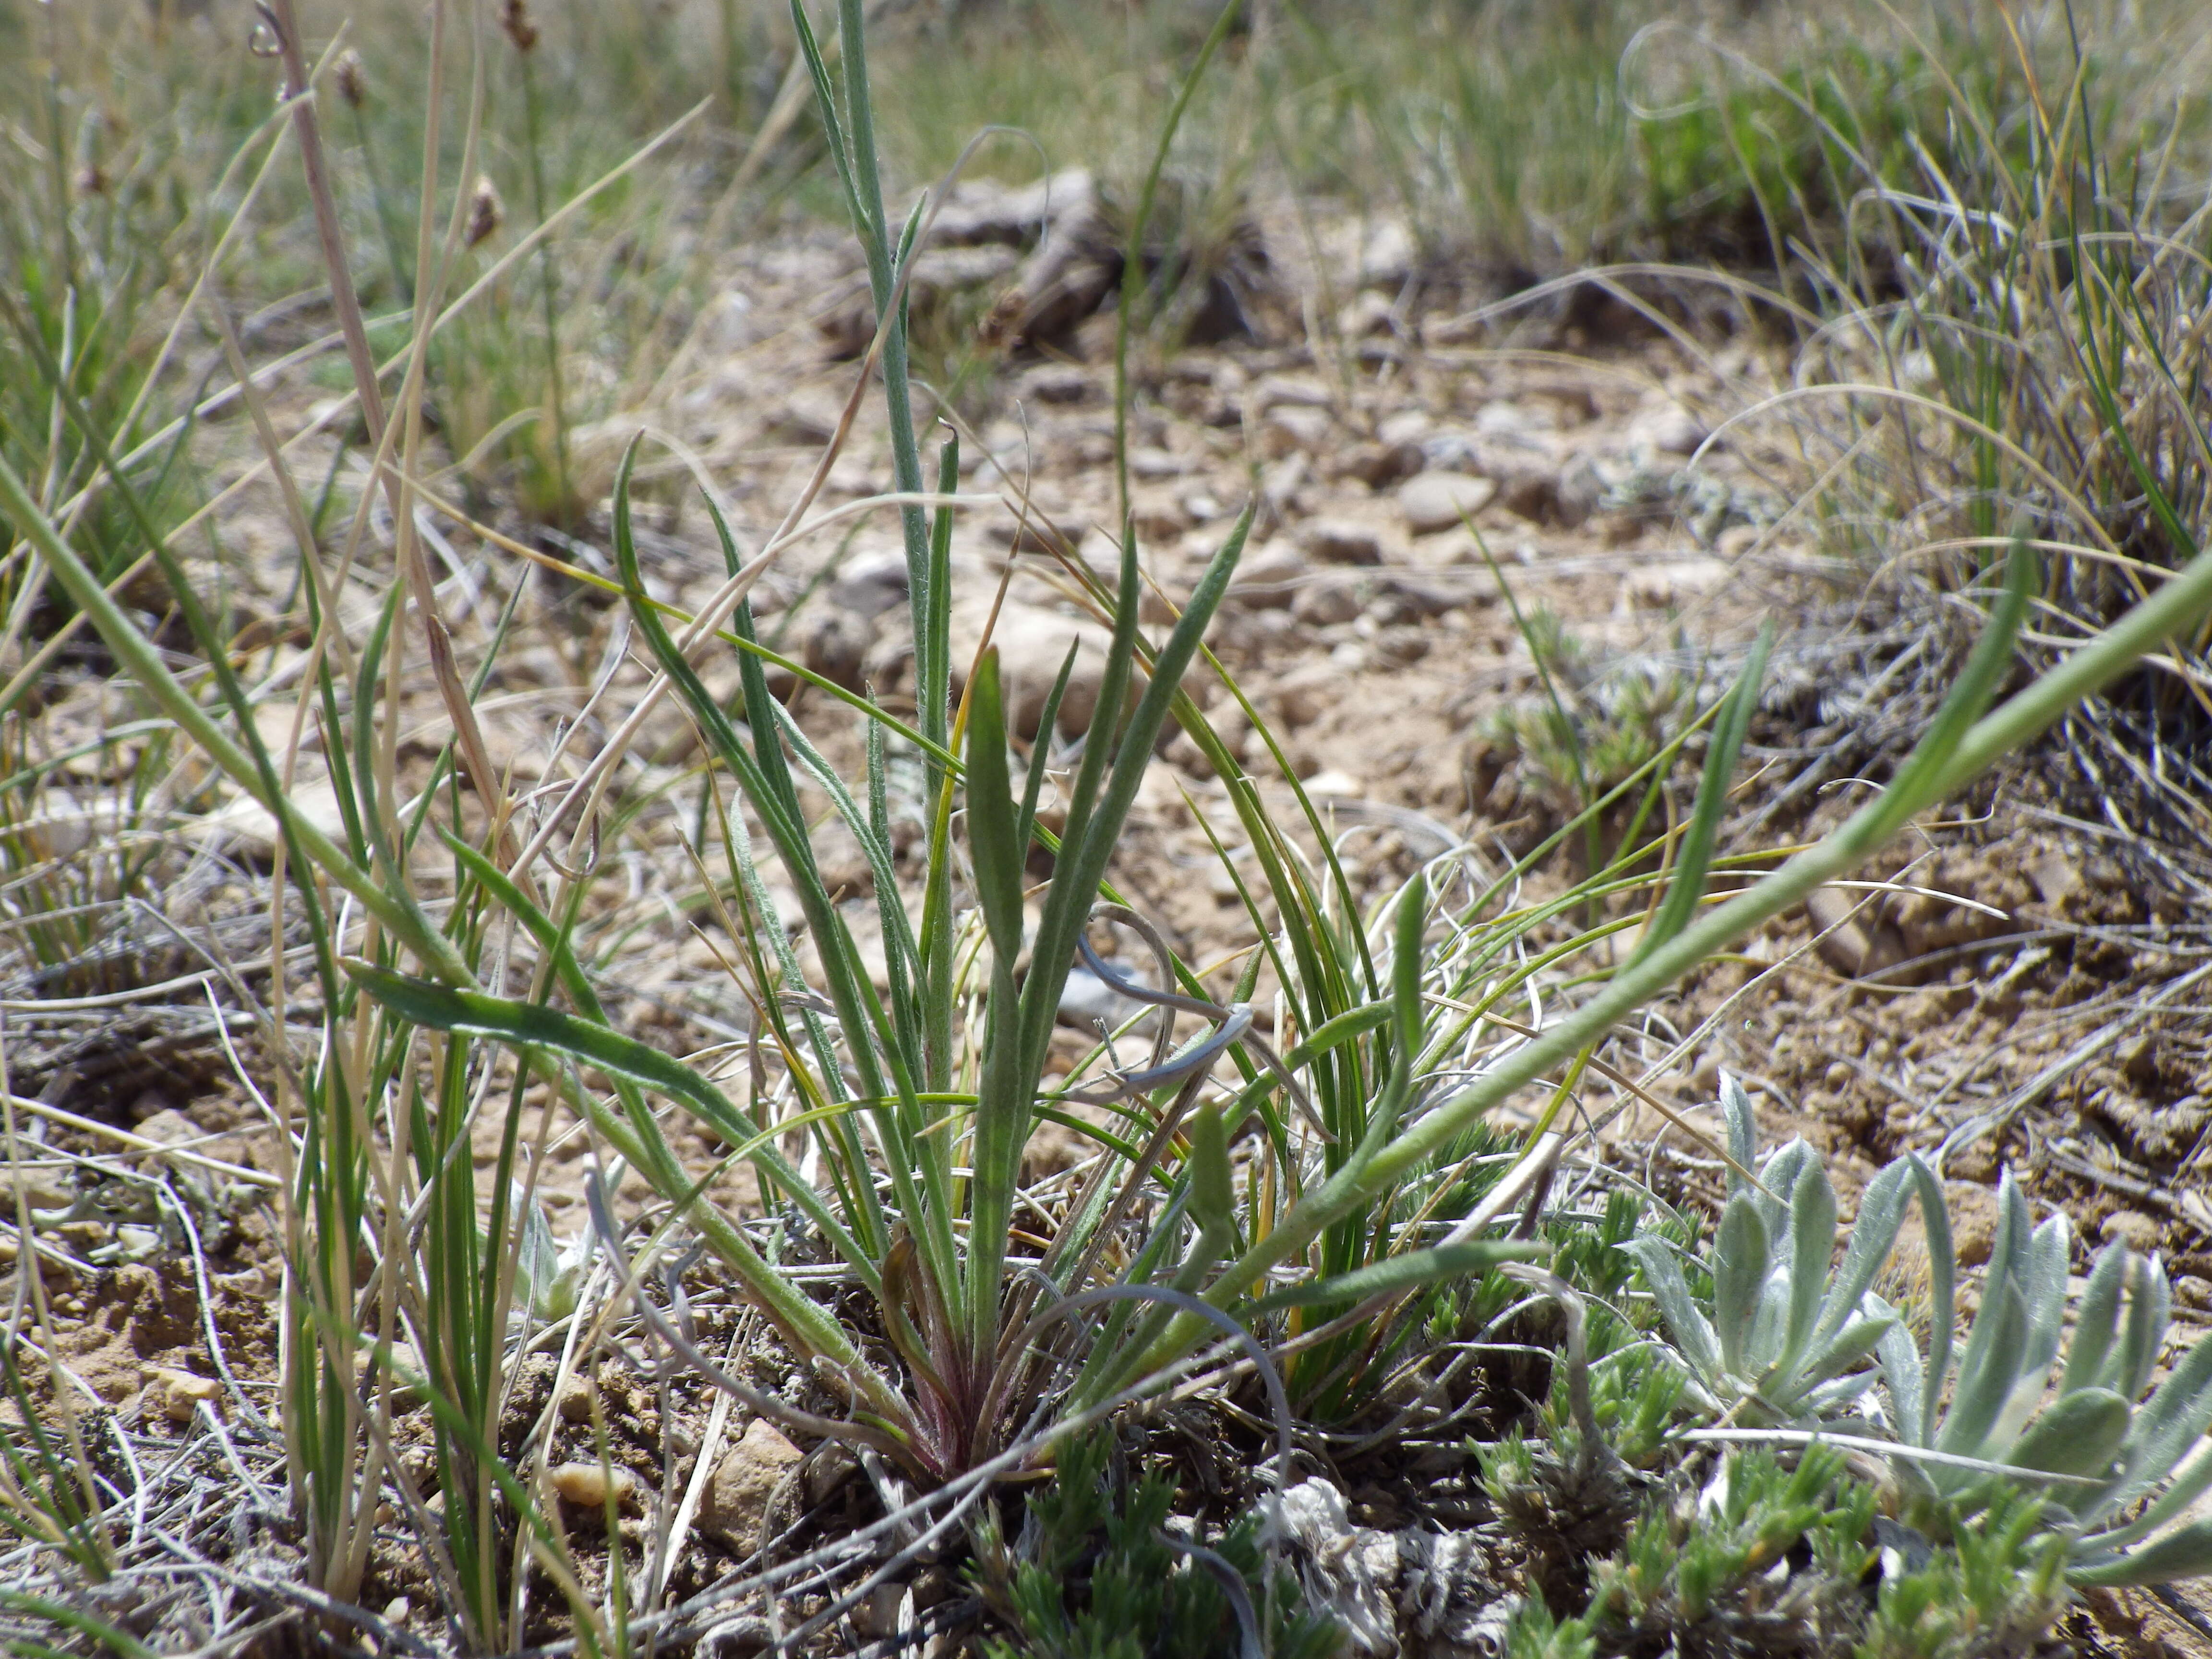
<box><xmin>976</xmin><ymin>1430</ymin><xmax>1342</xmax><ymax>1659</ymax></box>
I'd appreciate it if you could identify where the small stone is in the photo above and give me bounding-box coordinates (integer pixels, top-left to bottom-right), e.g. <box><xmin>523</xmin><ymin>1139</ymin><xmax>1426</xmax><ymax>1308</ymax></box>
<box><xmin>1627</xmin><ymin>401</ymin><xmax>1707</xmax><ymax>456</ymax></box>
<box><xmin>547</xmin><ymin>1462</ymin><xmax>639</xmax><ymax>1511</ymax></box>
<box><xmin>1273</xmin><ymin>668</ymin><xmax>1336</xmax><ymax>730</ymax></box>
<box><xmin>1372</xmin><ymin>625</ymin><xmax>1431</xmax><ymax>665</ymax></box>
<box><xmin>1803</xmin><ymin>887</ymin><xmax>1908</xmax><ymax>982</ymax></box>
<box><xmin>2026</xmin><ymin>850</ymin><xmax>2084</xmax><ymax>909</ymax></box>
<box><xmin>798</xmin><ymin>607</ymin><xmax>876</xmax><ymax>691</ymax></box>
<box><xmin>829</xmin><ymin>548</ymin><xmax>910</xmax><ymax>620</ymax></box>
<box><xmin>1337</xmin><ymin>290</ymin><xmax>1395</xmax><ymax>337</ymax></box>
<box><xmin>1332</xmin><ymin>439</ymin><xmax>1425</xmax><ymax>489</ymax></box>
<box><xmin>1251</xmin><ymin>373</ymin><xmax>1332</xmax><ymax>412</ymax></box>
<box><xmin>1553</xmin><ymin>456</ymin><xmax>1606</xmax><ymax>528</ymax></box>
<box><xmin>1398</xmin><ymin>472</ymin><xmax>1497</xmax><ymax>534</ymax></box>
<box><xmin>155</xmin><ymin>1368</ymin><xmax>220</xmax><ymax>1425</ymax></box>
<box><xmin>1261</xmin><ymin>405</ymin><xmax>1333</xmax><ymax>456</ymax></box>
<box><xmin>849</xmin><ymin>1584</ymin><xmax>908</xmax><ymax>1642</ymax></box>
<box><xmin>951</xmin><ymin>599</ymin><xmax>1125</xmax><ymax>740</ymax></box>
<box><xmin>190</xmin><ymin>777</ymin><xmax>349</xmax><ymax>861</ymax></box>
<box><xmin>1296</xmin><ymin>518</ymin><xmax>1383</xmax><ymax>566</ymax></box>
<box><xmin>1292</xmin><ymin>576</ymin><xmax>1362</xmax><ymax>627</ymax></box>
<box><xmin>702</xmin><ymin>1419</ymin><xmax>804</xmax><ymax>1555</ymax></box>
<box><xmin>2101</xmin><ymin>1209</ymin><xmax>2163</xmax><ymax>1253</ymax></box>
<box><xmin>557</xmin><ymin>1377</ymin><xmax>596</xmax><ymax>1423</ymax></box>
<box><xmin>1015</xmin><ymin>362</ymin><xmax>1094</xmax><ymax>405</ymax></box>
<box><xmin>1499</xmin><ymin>473</ymin><xmax>1561</xmax><ymax>523</ymax></box>
<box><xmin>1377</xmin><ymin>410</ymin><xmax>1431</xmax><ymax>446</ymax></box>
<box><xmin>1359</xmin><ymin>219</ymin><xmax>1416</xmax><ymax>288</ymax></box>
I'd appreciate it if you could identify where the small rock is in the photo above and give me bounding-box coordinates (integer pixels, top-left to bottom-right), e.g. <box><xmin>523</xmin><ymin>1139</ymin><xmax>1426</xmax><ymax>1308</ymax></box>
<box><xmin>1624</xmin><ymin>559</ymin><xmax>1730</xmax><ymax>610</ymax></box>
<box><xmin>1358</xmin><ymin>219</ymin><xmax>1416</xmax><ymax>288</ymax></box>
<box><xmin>1015</xmin><ymin>362</ymin><xmax>1095</xmax><ymax>406</ymax></box>
<box><xmin>1946</xmin><ymin>1181</ymin><xmax>2002</xmax><ymax>1268</ymax></box>
<box><xmin>1553</xmin><ymin>456</ymin><xmax>1606</xmax><ymax>527</ymax></box>
<box><xmin>951</xmin><ymin>599</ymin><xmax>1125</xmax><ymax>740</ymax></box>
<box><xmin>2026</xmin><ymin>850</ymin><xmax>2084</xmax><ymax>909</ymax></box>
<box><xmin>1475</xmin><ymin>400</ymin><xmax>1554</xmax><ymax>439</ymax></box>
<box><xmin>2101</xmin><ymin>1209</ymin><xmax>2164</xmax><ymax>1253</ymax></box>
<box><xmin>1261</xmin><ymin>405</ymin><xmax>1333</xmax><ymax>456</ymax></box>
<box><xmin>1227</xmin><ymin>544</ymin><xmax>1303</xmax><ymax>609</ymax></box>
<box><xmin>697</xmin><ymin>1616</ymin><xmax>773</xmax><ymax>1658</ymax></box>
<box><xmin>1059</xmin><ymin>967</ymin><xmax>1135</xmax><ymax>1029</ymax></box>
<box><xmin>984</xmin><ymin>503</ymin><xmax>1087</xmax><ymax>554</ymax></box>
<box><xmin>154</xmin><ymin>1368</ymin><xmax>219</xmax><ymax>1425</ymax></box>
<box><xmin>1377</xmin><ymin>409</ymin><xmax>1431</xmax><ymax>446</ymax></box>
<box><xmin>1398</xmin><ymin>472</ymin><xmax>1497</xmax><ymax>534</ymax></box>
<box><xmin>702</xmin><ymin>1419</ymin><xmax>804</xmax><ymax>1555</ymax></box>
<box><xmin>1627</xmin><ymin>401</ymin><xmax>1708</xmax><ymax>456</ymax></box>
<box><xmin>1293</xmin><ymin>576</ymin><xmax>1362</xmax><ymax>627</ymax></box>
<box><xmin>1251</xmin><ymin>373</ymin><xmax>1332</xmax><ymax>412</ymax></box>
<box><xmin>849</xmin><ymin>1584</ymin><xmax>909</xmax><ymax>1643</ymax></box>
<box><xmin>798</xmin><ymin>607</ymin><xmax>876</xmax><ymax>690</ymax></box>
<box><xmin>1296</xmin><ymin>518</ymin><xmax>1383</xmax><ymax>566</ymax></box>
<box><xmin>1273</xmin><ymin>668</ymin><xmax>1337</xmax><ymax>730</ymax></box>
<box><xmin>829</xmin><ymin>548</ymin><xmax>911</xmax><ymax>620</ymax></box>
<box><xmin>1372</xmin><ymin>625</ymin><xmax>1431</xmax><ymax>665</ymax></box>
<box><xmin>1498</xmin><ymin>473</ymin><xmax>1562</xmax><ymax>523</ymax></box>
<box><xmin>1332</xmin><ymin>439</ymin><xmax>1425</xmax><ymax>489</ymax></box>
<box><xmin>557</xmin><ymin>1377</ymin><xmax>596</xmax><ymax>1424</ymax></box>
<box><xmin>191</xmin><ymin>777</ymin><xmax>348</xmax><ymax>861</ymax></box>
<box><xmin>1803</xmin><ymin>886</ymin><xmax>1908</xmax><ymax>981</ymax></box>
<box><xmin>547</xmin><ymin>1462</ymin><xmax>639</xmax><ymax>1511</ymax></box>
<box><xmin>1337</xmin><ymin>290</ymin><xmax>1395</xmax><ymax>337</ymax></box>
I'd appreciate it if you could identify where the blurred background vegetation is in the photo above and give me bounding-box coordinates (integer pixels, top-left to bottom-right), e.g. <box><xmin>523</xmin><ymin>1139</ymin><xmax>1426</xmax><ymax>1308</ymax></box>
<box><xmin>7</xmin><ymin>0</ymin><xmax>2206</xmax><ymax>531</ymax></box>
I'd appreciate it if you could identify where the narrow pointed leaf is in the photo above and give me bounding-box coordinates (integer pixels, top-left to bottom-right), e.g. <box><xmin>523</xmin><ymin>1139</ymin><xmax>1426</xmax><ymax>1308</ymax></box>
<box><xmin>1629</xmin><ymin>624</ymin><xmax>1770</xmax><ymax>965</ymax></box>
<box><xmin>2064</xmin><ymin>1243</ymin><xmax>2131</xmax><ymax>1401</ymax></box>
<box><xmin>2069</xmin><ymin>1517</ymin><xmax>2212</xmax><ymax>1589</ymax></box>
<box><xmin>1625</xmin><ymin>1235</ymin><xmax>1722</xmax><ymax>1382</ymax></box>
<box><xmin>2117</xmin><ymin>1253</ymin><xmax>2171</xmax><ymax>1403</ymax></box>
<box><xmin>2009</xmin><ymin>1388</ymin><xmax>2130</xmax><ymax>1482</ymax></box>
<box><xmin>1713</xmin><ymin>1195</ymin><xmax>1770</xmax><ymax>1379</ymax></box>
<box><xmin>1779</xmin><ymin>1157</ymin><xmax>1838</xmax><ymax>1378</ymax></box>
<box><xmin>1813</xmin><ymin>1156</ymin><xmax>1910</xmax><ymax>1355</ymax></box>
<box><xmin>964</xmin><ymin>649</ymin><xmax>1026</xmax><ymax>970</ymax></box>
<box><xmin>1248</xmin><ymin>1239</ymin><xmax>1544</xmax><ymax>1315</ymax></box>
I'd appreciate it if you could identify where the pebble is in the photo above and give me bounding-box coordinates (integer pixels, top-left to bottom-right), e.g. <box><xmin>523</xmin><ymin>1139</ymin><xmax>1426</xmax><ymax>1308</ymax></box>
<box><xmin>1398</xmin><ymin>472</ymin><xmax>1497</xmax><ymax>534</ymax></box>
<box><xmin>702</xmin><ymin>1418</ymin><xmax>804</xmax><ymax>1555</ymax></box>
<box><xmin>547</xmin><ymin>1462</ymin><xmax>639</xmax><ymax>1511</ymax></box>
<box><xmin>951</xmin><ymin>599</ymin><xmax>1122</xmax><ymax>739</ymax></box>
<box><xmin>1296</xmin><ymin>518</ymin><xmax>1383</xmax><ymax>566</ymax></box>
<box><xmin>1803</xmin><ymin>886</ymin><xmax>1906</xmax><ymax>981</ymax></box>
<box><xmin>1293</xmin><ymin>576</ymin><xmax>1362</xmax><ymax>627</ymax></box>
<box><xmin>1627</xmin><ymin>401</ymin><xmax>1708</xmax><ymax>456</ymax></box>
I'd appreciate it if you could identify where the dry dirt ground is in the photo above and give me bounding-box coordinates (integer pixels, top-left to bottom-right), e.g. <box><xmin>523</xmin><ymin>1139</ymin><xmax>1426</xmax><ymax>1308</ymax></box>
<box><xmin>10</xmin><ymin>191</ymin><xmax>2212</xmax><ymax>1653</ymax></box>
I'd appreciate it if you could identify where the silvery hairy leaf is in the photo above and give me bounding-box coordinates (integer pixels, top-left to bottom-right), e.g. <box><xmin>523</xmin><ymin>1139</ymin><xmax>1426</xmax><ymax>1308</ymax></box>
<box><xmin>1623</xmin><ymin>1233</ymin><xmax>1722</xmax><ymax>1384</ymax></box>
<box><xmin>1711</xmin><ymin>1196</ymin><xmax>1770</xmax><ymax>1380</ymax></box>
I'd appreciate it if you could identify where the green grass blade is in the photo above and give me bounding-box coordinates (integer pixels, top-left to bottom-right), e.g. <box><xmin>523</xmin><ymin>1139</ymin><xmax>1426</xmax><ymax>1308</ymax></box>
<box><xmin>1629</xmin><ymin>624</ymin><xmax>1772</xmax><ymax>968</ymax></box>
